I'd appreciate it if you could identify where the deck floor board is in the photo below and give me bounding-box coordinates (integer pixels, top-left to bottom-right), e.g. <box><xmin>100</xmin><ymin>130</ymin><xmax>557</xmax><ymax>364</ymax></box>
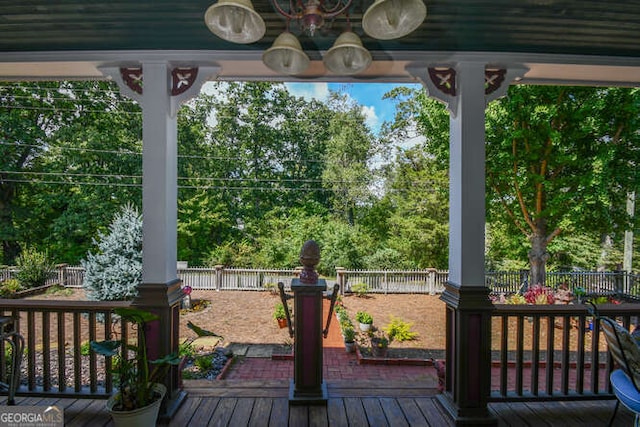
<box><xmin>0</xmin><ymin>382</ymin><xmax>635</xmax><ymax>426</ymax></box>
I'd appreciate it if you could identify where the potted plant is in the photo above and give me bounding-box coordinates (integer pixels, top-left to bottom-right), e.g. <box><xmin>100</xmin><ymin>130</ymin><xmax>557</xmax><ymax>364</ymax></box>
<box><xmin>370</xmin><ymin>328</ymin><xmax>391</xmax><ymax>358</ymax></box>
<box><xmin>355</xmin><ymin>311</ymin><xmax>373</xmax><ymax>332</ymax></box>
<box><xmin>273</xmin><ymin>302</ymin><xmax>288</xmax><ymax>328</ymax></box>
<box><xmin>90</xmin><ymin>307</ymin><xmax>181</xmax><ymax>427</ymax></box>
<box><xmin>343</xmin><ymin>326</ymin><xmax>356</xmax><ymax>353</ymax></box>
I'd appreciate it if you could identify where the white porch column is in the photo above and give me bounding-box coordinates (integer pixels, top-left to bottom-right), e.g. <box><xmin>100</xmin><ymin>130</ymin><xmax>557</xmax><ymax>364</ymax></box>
<box><xmin>439</xmin><ymin>61</ymin><xmax>496</xmax><ymax>426</ymax></box>
<box><xmin>448</xmin><ymin>62</ymin><xmax>486</xmax><ymax>288</ymax></box>
<box><xmin>99</xmin><ymin>61</ymin><xmax>219</xmax><ymax>421</ymax></box>
<box><xmin>140</xmin><ymin>61</ymin><xmax>178</xmax><ymax>284</ymax></box>
<box><xmin>407</xmin><ymin>61</ymin><xmax>520</xmax><ymax>426</ymax></box>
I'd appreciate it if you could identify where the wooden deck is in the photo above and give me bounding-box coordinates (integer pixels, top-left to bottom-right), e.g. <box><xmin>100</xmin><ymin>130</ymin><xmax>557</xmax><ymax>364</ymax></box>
<box><xmin>1</xmin><ymin>380</ymin><xmax>634</xmax><ymax>426</ymax></box>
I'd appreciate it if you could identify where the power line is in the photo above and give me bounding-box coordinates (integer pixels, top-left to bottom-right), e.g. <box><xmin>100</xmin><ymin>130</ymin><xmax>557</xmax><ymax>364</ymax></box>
<box><xmin>0</xmin><ymin>178</ymin><xmax>341</xmax><ymax>192</ymax></box>
<box><xmin>0</xmin><ymin>170</ymin><xmax>141</xmax><ymax>181</ymax></box>
<box><xmin>0</xmin><ymin>105</ymin><xmax>141</xmax><ymax>115</ymax></box>
<box><xmin>0</xmin><ymin>142</ymin><xmax>331</xmax><ymax>164</ymax></box>
<box><xmin>0</xmin><ymin>170</ymin><xmax>375</xmax><ymax>186</ymax></box>
<box><xmin>0</xmin><ymin>142</ymin><xmax>141</xmax><ymax>156</ymax></box>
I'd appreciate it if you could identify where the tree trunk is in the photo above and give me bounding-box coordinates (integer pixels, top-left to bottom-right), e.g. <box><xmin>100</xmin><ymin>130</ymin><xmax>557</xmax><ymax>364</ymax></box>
<box><xmin>528</xmin><ymin>233</ymin><xmax>549</xmax><ymax>286</ymax></box>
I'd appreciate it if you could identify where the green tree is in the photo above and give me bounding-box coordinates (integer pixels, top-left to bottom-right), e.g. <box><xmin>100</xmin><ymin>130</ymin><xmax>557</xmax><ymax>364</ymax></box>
<box><xmin>205</xmin><ymin>82</ymin><xmax>333</xmax><ymax>224</ymax></box>
<box><xmin>322</xmin><ymin>93</ymin><xmax>377</xmax><ymax>225</ymax></box>
<box><xmin>0</xmin><ymin>82</ymin><xmax>80</xmax><ymax>263</ymax></box>
<box><xmin>486</xmin><ymin>86</ymin><xmax>640</xmax><ymax>284</ymax></box>
<box><xmin>1</xmin><ymin>81</ymin><xmax>142</xmax><ymax>264</ymax></box>
<box><xmin>386</xmin><ymin>85</ymin><xmax>640</xmax><ymax>281</ymax></box>
<box><xmin>382</xmin><ymin>147</ymin><xmax>449</xmax><ymax>269</ymax></box>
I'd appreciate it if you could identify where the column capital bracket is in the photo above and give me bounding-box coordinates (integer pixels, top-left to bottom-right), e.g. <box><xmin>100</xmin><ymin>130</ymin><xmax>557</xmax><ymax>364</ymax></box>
<box><xmin>406</xmin><ymin>63</ymin><xmax>528</xmax><ymax>117</ymax></box>
<box><xmin>98</xmin><ymin>62</ymin><xmax>220</xmax><ymax>117</ymax></box>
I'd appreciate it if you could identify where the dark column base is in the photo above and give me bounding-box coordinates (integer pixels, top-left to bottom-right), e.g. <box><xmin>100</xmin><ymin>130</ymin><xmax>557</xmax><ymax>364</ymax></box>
<box><xmin>437</xmin><ymin>393</ymin><xmax>496</xmax><ymax>426</ymax></box>
<box><xmin>288</xmin><ymin>380</ymin><xmax>328</xmax><ymax>405</ymax></box>
<box><xmin>133</xmin><ymin>278</ymin><xmax>185</xmax><ymax>421</ymax></box>
<box><xmin>440</xmin><ymin>282</ymin><xmax>496</xmax><ymax>426</ymax></box>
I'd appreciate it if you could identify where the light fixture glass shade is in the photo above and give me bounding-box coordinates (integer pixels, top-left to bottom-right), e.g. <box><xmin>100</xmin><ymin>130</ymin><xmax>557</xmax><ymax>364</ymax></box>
<box><xmin>204</xmin><ymin>0</ymin><xmax>266</xmax><ymax>44</ymax></box>
<box><xmin>362</xmin><ymin>0</ymin><xmax>427</xmax><ymax>40</ymax></box>
<box><xmin>262</xmin><ymin>32</ymin><xmax>311</xmax><ymax>75</ymax></box>
<box><xmin>323</xmin><ymin>32</ymin><xmax>372</xmax><ymax>75</ymax></box>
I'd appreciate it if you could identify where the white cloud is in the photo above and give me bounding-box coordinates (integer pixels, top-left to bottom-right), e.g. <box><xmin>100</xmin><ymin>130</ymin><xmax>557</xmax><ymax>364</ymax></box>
<box><xmin>360</xmin><ymin>105</ymin><xmax>379</xmax><ymax>132</ymax></box>
<box><xmin>284</xmin><ymin>83</ymin><xmax>329</xmax><ymax>102</ymax></box>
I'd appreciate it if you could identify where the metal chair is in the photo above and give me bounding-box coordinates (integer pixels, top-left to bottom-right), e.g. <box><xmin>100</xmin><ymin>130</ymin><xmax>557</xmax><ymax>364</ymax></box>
<box><xmin>600</xmin><ymin>316</ymin><xmax>640</xmax><ymax>427</ymax></box>
<box><xmin>0</xmin><ymin>316</ymin><xmax>24</xmax><ymax>405</ymax></box>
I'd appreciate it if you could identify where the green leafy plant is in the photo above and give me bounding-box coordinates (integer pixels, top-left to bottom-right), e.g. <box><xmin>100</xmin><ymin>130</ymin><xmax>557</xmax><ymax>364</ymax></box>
<box><xmin>263</xmin><ymin>282</ymin><xmax>279</xmax><ymax>295</ymax></box>
<box><xmin>505</xmin><ymin>294</ymin><xmax>527</xmax><ymax>304</ymax></box>
<box><xmin>355</xmin><ymin>311</ymin><xmax>373</xmax><ymax>325</ymax></box>
<box><xmin>351</xmin><ymin>282</ymin><xmax>369</xmax><ymax>297</ymax></box>
<box><xmin>340</xmin><ymin>317</ymin><xmax>354</xmax><ymax>330</ymax></box>
<box><xmin>15</xmin><ymin>248</ymin><xmax>54</xmax><ymax>289</ymax></box>
<box><xmin>194</xmin><ymin>354</ymin><xmax>214</xmax><ymax>372</ymax></box>
<box><xmin>273</xmin><ymin>303</ymin><xmax>288</xmax><ymax>320</ymax></box>
<box><xmin>178</xmin><ymin>341</ymin><xmax>196</xmax><ymax>359</ymax></box>
<box><xmin>80</xmin><ymin>340</ymin><xmax>91</xmax><ymax>356</ymax></box>
<box><xmin>343</xmin><ymin>326</ymin><xmax>356</xmax><ymax>343</ymax></box>
<box><xmin>90</xmin><ymin>307</ymin><xmax>181</xmax><ymax>411</ymax></box>
<box><xmin>0</xmin><ymin>279</ymin><xmax>22</xmax><ymax>297</ymax></box>
<box><xmin>384</xmin><ymin>316</ymin><xmax>418</xmax><ymax>342</ymax></box>
<box><xmin>369</xmin><ymin>328</ymin><xmax>391</xmax><ymax>348</ymax></box>
<box><xmin>45</xmin><ymin>285</ymin><xmax>73</xmax><ymax>296</ymax></box>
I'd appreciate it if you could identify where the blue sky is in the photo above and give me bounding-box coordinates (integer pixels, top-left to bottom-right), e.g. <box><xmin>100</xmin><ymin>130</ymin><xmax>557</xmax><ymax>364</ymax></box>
<box><xmin>285</xmin><ymin>82</ymin><xmax>421</xmax><ymax>134</ymax></box>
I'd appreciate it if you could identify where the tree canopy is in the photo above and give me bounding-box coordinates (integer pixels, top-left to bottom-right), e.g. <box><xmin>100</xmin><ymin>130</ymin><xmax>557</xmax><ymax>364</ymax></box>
<box><xmin>387</xmin><ymin>84</ymin><xmax>640</xmax><ymax>281</ymax></box>
<box><xmin>2</xmin><ymin>80</ymin><xmax>640</xmax><ymax>278</ymax></box>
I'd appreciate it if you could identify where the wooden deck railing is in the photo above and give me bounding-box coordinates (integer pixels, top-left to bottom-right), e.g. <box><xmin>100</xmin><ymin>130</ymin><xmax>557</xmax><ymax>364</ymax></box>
<box><xmin>0</xmin><ymin>293</ymin><xmax>637</xmax><ymax>404</ymax></box>
<box><xmin>0</xmin><ymin>299</ymin><xmax>131</xmax><ymax>399</ymax></box>
<box><xmin>489</xmin><ymin>303</ymin><xmax>639</xmax><ymax>402</ymax></box>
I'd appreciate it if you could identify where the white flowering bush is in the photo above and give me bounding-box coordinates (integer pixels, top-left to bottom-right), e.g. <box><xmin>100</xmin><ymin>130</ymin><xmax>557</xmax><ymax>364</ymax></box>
<box><xmin>82</xmin><ymin>204</ymin><xmax>142</xmax><ymax>301</ymax></box>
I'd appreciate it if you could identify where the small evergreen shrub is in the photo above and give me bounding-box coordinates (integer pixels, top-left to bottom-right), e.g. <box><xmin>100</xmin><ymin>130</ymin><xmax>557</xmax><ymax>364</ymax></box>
<box><xmin>15</xmin><ymin>248</ymin><xmax>54</xmax><ymax>289</ymax></box>
<box><xmin>0</xmin><ymin>279</ymin><xmax>22</xmax><ymax>297</ymax></box>
<box><xmin>384</xmin><ymin>316</ymin><xmax>418</xmax><ymax>342</ymax></box>
<box><xmin>82</xmin><ymin>204</ymin><xmax>142</xmax><ymax>301</ymax></box>
<box><xmin>351</xmin><ymin>282</ymin><xmax>368</xmax><ymax>297</ymax></box>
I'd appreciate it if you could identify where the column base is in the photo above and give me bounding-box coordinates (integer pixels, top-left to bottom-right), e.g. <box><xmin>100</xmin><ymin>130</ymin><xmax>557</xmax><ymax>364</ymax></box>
<box><xmin>437</xmin><ymin>393</ymin><xmax>497</xmax><ymax>426</ymax></box>
<box><xmin>289</xmin><ymin>380</ymin><xmax>328</xmax><ymax>405</ymax></box>
<box><xmin>158</xmin><ymin>389</ymin><xmax>187</xmax><ymax>423</ymax></box>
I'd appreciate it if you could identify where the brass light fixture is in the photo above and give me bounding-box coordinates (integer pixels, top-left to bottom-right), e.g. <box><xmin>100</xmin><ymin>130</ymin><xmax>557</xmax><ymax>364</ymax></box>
<box><xmin>204</xmin><ymin>0</ymin><xmax>427</xmax><ymax>75</ymax></box>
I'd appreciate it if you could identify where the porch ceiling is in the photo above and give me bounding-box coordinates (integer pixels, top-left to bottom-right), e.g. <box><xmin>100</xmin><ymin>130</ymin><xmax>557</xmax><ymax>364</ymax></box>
<box><xmin>2</xmin><ymin>0</ymin><xmax>640</xmax><ymax>84</ymax></box>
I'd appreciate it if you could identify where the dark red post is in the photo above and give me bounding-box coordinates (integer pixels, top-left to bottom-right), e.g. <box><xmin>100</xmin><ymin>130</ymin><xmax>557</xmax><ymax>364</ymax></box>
<box><xmin>289</xmin><ymin>240</ymin><xmax>328</xmax><ymax>404</ymax></box>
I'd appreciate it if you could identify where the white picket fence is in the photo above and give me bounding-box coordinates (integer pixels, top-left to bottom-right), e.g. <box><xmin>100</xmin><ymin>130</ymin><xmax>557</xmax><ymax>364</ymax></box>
<box><xmin>335</xmin><ymin>268</ymin><xmax>448</xmax><ymax>295</ymax></box>
<box><xmin>2</xmin><ymin>264</ymin><xmax>634</xmax><ymax>296</ymax></box>
<box><xmin>179</xmin><ymin>266</ymin><xmax>299</xmax><ymax>291</ymax></box>
<box><xmin>3</xmin><ymin>265</ymin><xmax>445</xmax><ymax>294</ymax></box>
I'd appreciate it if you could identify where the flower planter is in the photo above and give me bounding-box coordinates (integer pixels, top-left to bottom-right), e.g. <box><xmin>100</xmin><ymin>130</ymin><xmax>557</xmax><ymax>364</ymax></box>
<box><xmin>277</xmin><ymin>318</ymin><xmax>288</xmax><ymax>329</ymax></box>
<box><xmin>371</xmin><ymin>345</ymin><xmax>388</xmax><ymax>358</ymax></box>
<box><xmin>359</xmin><ymin>322</ymin><xmax>371</xmax><ymax>332</ymax></box>
<box><xmin>107</xmin><ymin>383</ymin><xmax>166</xmax><ymax>427</ymax></box>
<box><xmin>370</xmin><ymin>337</ymin><xmax>388</xmax><ymax>358</ymax></box>
<box><xmin>345</xmin><ymin>341</ymin><xmax>356</xmax><ymax>353</ymax></box>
